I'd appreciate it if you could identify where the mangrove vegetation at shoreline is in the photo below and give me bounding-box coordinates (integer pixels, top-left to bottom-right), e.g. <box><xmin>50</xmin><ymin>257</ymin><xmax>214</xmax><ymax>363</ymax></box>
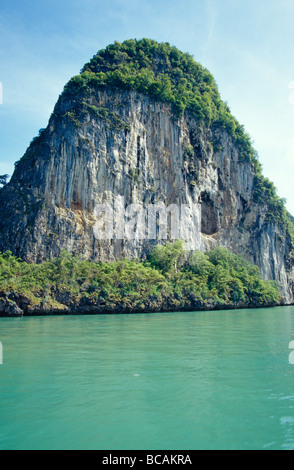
<box><xmin>0</xmin><ymin>242</ymin><xmax>282</xmax><ymax>316</ymax></box>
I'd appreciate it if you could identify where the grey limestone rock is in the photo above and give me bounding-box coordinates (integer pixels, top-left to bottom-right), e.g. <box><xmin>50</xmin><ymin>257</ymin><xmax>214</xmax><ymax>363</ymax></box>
<box><xmin>0</xmin><ymin>86</ymin><xmax>293</xmax><ymax>303</ymax></box>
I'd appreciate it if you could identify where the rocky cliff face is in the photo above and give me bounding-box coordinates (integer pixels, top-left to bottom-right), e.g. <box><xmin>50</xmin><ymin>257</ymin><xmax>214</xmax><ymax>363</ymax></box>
<box><xmin>0</xmin><ymin>49</ymin><xmax>293</xmax><ymax>304</ymax></box>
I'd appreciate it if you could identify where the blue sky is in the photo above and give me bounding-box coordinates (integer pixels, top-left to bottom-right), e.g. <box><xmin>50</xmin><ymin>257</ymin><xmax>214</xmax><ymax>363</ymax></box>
<box><xmin>1</xmin><ymin>0</ymin><xmax>294</xmax><ymax>212</ymax></box>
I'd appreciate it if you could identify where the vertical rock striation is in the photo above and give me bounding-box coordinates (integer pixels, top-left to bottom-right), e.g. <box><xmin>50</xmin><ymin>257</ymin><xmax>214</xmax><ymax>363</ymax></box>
<box><xmin>0</xmin><ymin>39</ymin><xmax>293</xmax><ymax>303</ymax></box>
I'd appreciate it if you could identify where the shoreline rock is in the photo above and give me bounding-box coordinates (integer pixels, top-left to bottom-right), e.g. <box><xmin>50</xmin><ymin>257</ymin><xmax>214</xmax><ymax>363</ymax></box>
<box><xmin>0</xmin><ymin>296</ymin><xmax>287</xmax><ymax>318</ymax></box>
<box><xmin>0</xmin><ymin>298</ymin><xmax>24</xmax><ymax>317</ymax></box>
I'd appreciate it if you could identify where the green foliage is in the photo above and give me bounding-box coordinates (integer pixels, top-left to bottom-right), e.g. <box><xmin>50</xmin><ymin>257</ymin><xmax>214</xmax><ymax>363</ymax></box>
<box><xmin>183</xmin><ymin>145</ymin><xmax>195</xmax><ymax>160</ymax></box>
<box><xmin>0</xmin><ymin>243</ymin><xmax>281</xmax><ymax>313</ymax></box>
<box><xmin>287</xmin><ymin>212</ymin><xmax>294</xmax><ymax>237</ymax></box>
<box><xmin>148</xmin><ymin>241</ymin><xmax>186</xmax><ymax>275</ymax></box>
<box><xmin>286</xmin><ymin>212</ymin><xmax>294</xmax><ymax>256</ymax></box>
<box><xmin>64</xmin><ymin>110</ymin><xmax>82</xmax><ymax>128</ymax></box>
<box><xmin>203</xmin><ymin>247</ymin><xmax>279</xmax><ymax>305</ymax></box>
<box><xmin>64</xmin><ymin>39</ymin><xmax>259</xmax><ymax>163</ymax></box>
<box><xmin>128</xmin><ymin>168</ymin><xmax>139</xmax><ymax>182</ymax></box>
<box><xmin>253</xmin><ymin>168</ymin><xmax>288</xmax><ymax>224</ymax></box>
<box><xmin>85</xmin><ymin>103</ymin><xmax>130</xmax><ymax>131</ymax></box>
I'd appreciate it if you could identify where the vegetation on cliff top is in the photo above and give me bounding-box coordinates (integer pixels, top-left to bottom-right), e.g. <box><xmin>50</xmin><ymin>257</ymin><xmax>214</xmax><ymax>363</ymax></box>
<box><xmin>0</xmin><ymin>242</ymin><xmax>281</xmax><ymax>315</ymax></box>
<box><xmin>66</xmin><ymin>39</ymin><xmax>255</xmax><ymax>161</ymax></box>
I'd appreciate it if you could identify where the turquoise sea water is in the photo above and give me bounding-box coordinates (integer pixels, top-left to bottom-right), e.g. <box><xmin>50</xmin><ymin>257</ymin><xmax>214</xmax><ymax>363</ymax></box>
<box><xmin>1</xmin><ymin>307</ymin><xmax>294</xmax><ymax>450</ymax></box>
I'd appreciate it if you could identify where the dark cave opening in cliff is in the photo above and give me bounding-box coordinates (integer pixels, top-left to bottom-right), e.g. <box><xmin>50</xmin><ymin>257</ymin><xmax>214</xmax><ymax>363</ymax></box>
<box><xmin>200</xmin><ymin>191</ymin><xmax>218</xmax><ymax>235</ymax></box>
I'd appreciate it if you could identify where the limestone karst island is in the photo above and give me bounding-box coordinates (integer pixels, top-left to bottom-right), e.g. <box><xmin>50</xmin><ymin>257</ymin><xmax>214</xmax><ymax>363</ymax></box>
<box><xmin>0</xmin><ymin>39</ymin><xmax>293</xmax><ymax>317</ymax></box>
